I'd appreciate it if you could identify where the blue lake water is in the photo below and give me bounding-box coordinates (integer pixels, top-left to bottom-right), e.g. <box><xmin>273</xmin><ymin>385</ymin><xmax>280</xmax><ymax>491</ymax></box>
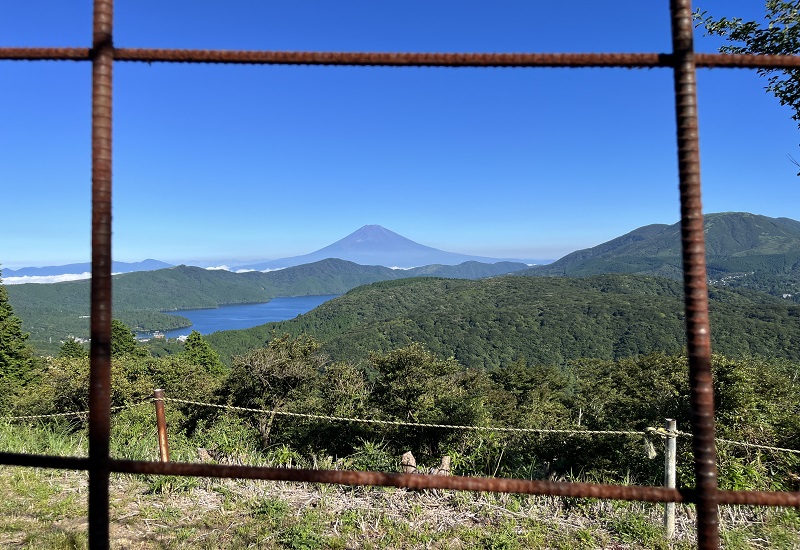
<box><xmin>148</xmin><ymin>295</ymin><xmax>339</xmax><ymax>339</ymax></box>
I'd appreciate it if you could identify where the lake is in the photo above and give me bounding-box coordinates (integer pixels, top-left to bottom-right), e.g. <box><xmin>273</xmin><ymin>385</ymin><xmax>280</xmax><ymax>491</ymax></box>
<box><xmin>145</xmin><ymin>294</ymin><xmax>339</xmax><ymax>339</ymax></box>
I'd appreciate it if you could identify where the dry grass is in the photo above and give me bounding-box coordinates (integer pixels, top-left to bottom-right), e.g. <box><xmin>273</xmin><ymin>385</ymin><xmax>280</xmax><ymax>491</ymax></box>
<box><xmin>2</xmin><ymin>463</ymin><xmax>797</xmax><ymax>549</ymax></box>
<box><xmin>0</xmin><ymin>467</ymin><xmax>800</xmax><ymax>549</ymax></box>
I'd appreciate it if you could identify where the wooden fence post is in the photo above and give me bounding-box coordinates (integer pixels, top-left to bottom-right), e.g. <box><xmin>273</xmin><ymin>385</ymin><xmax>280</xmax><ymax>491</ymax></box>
<box><xmin>664</xmin><ymin>418</ymin><xmax>677</xmax><ymax>538</ymax></box>
<box><xmin>154</xmin><ymin>389</ymin><xmax>170</xmax><ymax>462</ymax></box>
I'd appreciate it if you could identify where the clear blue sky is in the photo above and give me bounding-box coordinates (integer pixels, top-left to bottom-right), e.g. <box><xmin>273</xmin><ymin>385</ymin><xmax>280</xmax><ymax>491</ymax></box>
<box><xmin>1</xmin><ymin>1</ymin><xmax>797</xmax><ymax>270</ymax></box>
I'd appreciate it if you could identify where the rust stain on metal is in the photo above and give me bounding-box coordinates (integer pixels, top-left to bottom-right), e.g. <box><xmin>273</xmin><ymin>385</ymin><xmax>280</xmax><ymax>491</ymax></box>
<box><xmin>88</xmin><ymin>0</ymin><xmax>114</xmax><ymax>548</ymax></box>
<box><xmin>0</xmin><ymin>452</ymin><xmax>90</xmax><ymax>470</ymax></box>
<box><xmin>670</xmin><ymin>0</ymin><xmax>719</xmax><ymax>548</ymax></box>
<box><xmin>4</xmin><ymin>47</ymin><xmax>800</xmax><ymax>70</ymax></box>
<box><xmin>717</xmin><ymin>490</ymin><xmax>800</xmax><ymax>507</ymax></box>
<box><xmin>695</xmin><ymin>52</ymin><xmax>800</xmax><ymax>68</ymax></box>
<box><xmin>111</xmin><ymin>460</ymin><xmax>690</xmax><ymax>502</ymax></box>
<box><xmin>0</xmin><ymin>47</ymin><xmax>91</xmax><ymax>61</ymax></box>
<box><xmin>111</xmin><ymin>49</ymin><xmax>670</xmax><ymax>67</ymax></box>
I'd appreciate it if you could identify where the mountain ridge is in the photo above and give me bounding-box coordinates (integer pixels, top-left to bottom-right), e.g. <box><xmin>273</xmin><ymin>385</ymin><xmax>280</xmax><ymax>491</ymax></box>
<box><xmin>236</xmin><ymin>225</ymin><xmax>545</xmax><ymax>270</ymax></box>
<box><xmin>2</xmin><ymin>259</ymin><xmax>172</xmax><ymax>279</ymax></box>
<box><xmin>523</xmin><ymin>212</ymin><xmax>800</xmax><ymax>276</ymax></box>
<box><xmin>2</xmin><ymin>225</ymin><xmax>548</xmax><ymax>280</ymax></box>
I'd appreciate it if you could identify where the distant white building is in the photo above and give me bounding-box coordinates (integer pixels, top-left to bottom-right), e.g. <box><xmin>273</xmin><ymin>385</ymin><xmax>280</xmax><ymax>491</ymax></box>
<box><xmin>176</xmin><ymin>334</ymin><xmax>189</xmax><ymax>343</ymax></box>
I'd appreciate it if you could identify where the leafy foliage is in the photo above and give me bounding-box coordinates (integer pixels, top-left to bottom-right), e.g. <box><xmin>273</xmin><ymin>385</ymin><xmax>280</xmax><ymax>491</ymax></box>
<box><xmin>4</xmin><ymin>311</ymin><xmax>800</xmax><ymax>490</ymax></box>
<box><xmin>0</xmin><ymin>273</ymin><xmax>38</xmax><ymax>413</ymax></box>
<box><xmin>181</xmin><ymin>330</ymin><xmax>224</xmax><ymax>375</ymax></box>
<box><xmin>222</xmin><ymin>334</ymin><xmax>331</xmax><ymax>448</ymax></box>
<box><xmin>696</xmin><ymin>1</ymin><xmax>800</xmax><ymax>128</ymax></box>
<box><xmin>58</xmin><ymin>337</ymin><xmax>87</xmax><ymax>359</ymax></box>
<box><xmin>111</xmin><ymin>319</ymin><xmax>148</xmax><ymax>358</ymax></box>
<box><xmin>208</xmin><ymin>274</ymin><xmax>800</xmax><ymax>369</ymax></box>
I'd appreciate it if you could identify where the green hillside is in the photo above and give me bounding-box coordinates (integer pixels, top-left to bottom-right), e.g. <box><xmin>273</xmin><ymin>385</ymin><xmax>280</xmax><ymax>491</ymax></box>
<box><xmin>5</xmin><ymin>259</ymin><xmax>528</xmax><ymax>351</ymax></box>
<box><xmin>207</xmin><ymin>274</ymin><xmax>800</xmax><ymax>369</ymax></box>
<box><xmin>522</xmin><ymin>212</ymin><xmax>800</xmax><ymax>300</ymax></box>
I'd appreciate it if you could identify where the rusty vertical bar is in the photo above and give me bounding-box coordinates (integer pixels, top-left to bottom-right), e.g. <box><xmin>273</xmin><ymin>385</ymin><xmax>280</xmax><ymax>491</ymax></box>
<box><xmin>88</xmin><ymin>0</ymin><xmax>113</xmax><ymax>548</ymax></box>
<box><xmin>669</xmin><ymin>1</ymin><xmax>720</xmax><ymax>548</ymax></box>
<box><xmin>153</xmin><ymin>389</ymin><xmax>170</xmax><ymax>462</ymax></box>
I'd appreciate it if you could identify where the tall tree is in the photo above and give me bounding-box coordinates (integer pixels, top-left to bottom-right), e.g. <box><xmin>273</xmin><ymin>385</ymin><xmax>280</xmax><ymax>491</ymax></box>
<box><xmin>59</xmin><ymin>337</ymin><xmax>88</xmax><ymax>359</ymax></box>
<box><xmin>696</xmin><ymin>2</ymin><xmax>800</xmax><ymax>145</ymax></box>
<box><xmin>111</xmin><ymin>319</ymin><xmax>147</xmax><ymax>358</ymax></box>
<box><xmin>182</xmin><ymin>330</ymin><xmax>224</xmax><ymax>375</ymax></box>
<box><xmin>0</xmin><ymin>270</ymin><xmax>37</xmax><ymax>411</ymax></box>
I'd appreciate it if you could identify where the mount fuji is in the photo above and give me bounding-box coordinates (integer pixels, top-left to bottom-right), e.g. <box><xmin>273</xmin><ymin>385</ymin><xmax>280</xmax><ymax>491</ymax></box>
<box><xmin>237</xmin><ymin>225</ymin><xmax>537</xmax><ymax>270</ymax></box>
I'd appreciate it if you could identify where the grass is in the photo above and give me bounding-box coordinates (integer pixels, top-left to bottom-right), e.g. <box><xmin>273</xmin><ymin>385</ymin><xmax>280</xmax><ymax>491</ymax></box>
<box><xmin>2</xmin><ymin>464</ymin><xmax>799</xmax><ymax>549</ymax></box>
<box><xmin>1</xmin><ymin>419</ymin><xmax>799</xmax><ymax>548</ymax></box>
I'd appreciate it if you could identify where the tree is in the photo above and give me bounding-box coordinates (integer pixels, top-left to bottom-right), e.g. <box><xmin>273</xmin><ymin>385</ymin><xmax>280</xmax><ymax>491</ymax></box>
<box><xmin>223</xmin><ymin>333</ymin><xmax>328</xmax><ymax>447</ymax></box>
<box><xmin>111</xmin><ymin>319</ymin><xmax>147</xmax><ymax>358</ymax></box>
<box><xmin>369</xmin><ymin>342</ymin><xmax>462</xmax><ymax>423</ymax></box>
<box><xmin>0</xmin><ymin>270</ymin><xmax>37</xmax><ymax>412</ymax></box>
<box><xmin>696</xmin><ymin>2</ymin><xmax>800</xmax><ymax>171</ymax></box>
<box><xmin>59</xmin><ymin>337</ymin><xmax>88</xmax><ymax>359</ymax></box>
<box><xmin>182</xmin><ymin>330</ymin><xmax>224</xmax><ymax>375</ymax></box>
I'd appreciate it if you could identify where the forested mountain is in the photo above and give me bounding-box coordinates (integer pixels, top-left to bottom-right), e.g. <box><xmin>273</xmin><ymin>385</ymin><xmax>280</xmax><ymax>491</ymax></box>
<box><xmin>5</xmin><ymin>259</ymin><xmax>528</xmax><ymax>349</ymax></box>
<box><xmin>207</xmin><ymin>274</ymin><xmax>800</xmax><ymax>369</ymax></box>
<box><xmin>521</xmin><ymin>212</ymin><xmax>800</xmax><ymax>301</ymax></box>
<box><xmin>2</xmin><ymin>259</ymin><xmax>172</xmax><ymax>278</ymax></box>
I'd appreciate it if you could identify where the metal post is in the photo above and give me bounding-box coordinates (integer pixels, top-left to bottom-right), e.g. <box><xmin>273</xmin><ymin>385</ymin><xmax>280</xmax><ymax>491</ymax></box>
<box><xmin>664</xmin><ymin>419</ymin><xmax>677</xmax><ymax>538</ymax></box>
<box><xmin>669</xmin><ymin>1</ymin><xmax>720</xmax><ymax>548</ymax></box>
<box><xmin>154</xmin><ymin>389</ymin><xmax>170</xmax><ymax>462</ymax></box>
<box><xmin>88</xmin><ymin>0</ymin><xmax>114</xmax><ymax>548</ymax></box>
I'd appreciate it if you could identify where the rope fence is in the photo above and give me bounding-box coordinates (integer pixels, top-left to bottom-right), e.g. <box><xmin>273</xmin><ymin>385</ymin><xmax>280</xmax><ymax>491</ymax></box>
<box><xmin>4</xmin><ymin>393</ymin><xmax>798</xmax><ymax>456</ymax></box>
<box><xmin>1</xmin><ymin>402</ymin><xmax>148</xmax><ymax>421</ymax></box>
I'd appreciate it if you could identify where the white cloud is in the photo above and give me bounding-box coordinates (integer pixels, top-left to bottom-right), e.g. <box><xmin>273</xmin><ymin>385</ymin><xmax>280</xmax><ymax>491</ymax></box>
<box><xmin>232</xmin><ymin>267</ymin><xmax>286</xmax><ymax>273</ymax></box>
<box><xmin>205</xmin><ymin>265</ymin><xmax>232</xmax><ymax>271</ymax></box>
<box><xmin>3</xmin><ymin>272</ymin><xmax>93</xmax><ymax>285</ymax></box>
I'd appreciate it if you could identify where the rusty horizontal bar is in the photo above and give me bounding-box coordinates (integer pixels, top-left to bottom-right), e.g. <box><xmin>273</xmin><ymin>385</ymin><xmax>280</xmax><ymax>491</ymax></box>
<box><xmin>3</xmin><ymin>48</ymin><xmax>799</xmax><ymax>70</ymax></box>
<box><xmin>3</xmin><ymin>453</ymin><xmax>798</xmax><ymax>508</ymax></box>
<box><xmin>0</xmin><ymin>47</ymin><xmax>90</xmax><ymax>61</ymax></box>
<box><xmin>0</xmin><ymin>451</ymin><xmax>89</xmax><ymax>470</ymax></box>
<box><xmin>113</xmin><ymin>49</ymin><xmax>671</xmax><ymax>67</ymax></box>
<box><xmin>111</xmin><ymin>459</ymin><xmax>691</xmax><ymax>503</ymax></box>
<box><xmin>717</xmin><ymin>490</ymin><xmax>800</xmax><ymax>507</ymax></box>
<box><xmin>695</xmin><ymin>52</ymin><xmax>800</xmax><ymax>69</ymax></box>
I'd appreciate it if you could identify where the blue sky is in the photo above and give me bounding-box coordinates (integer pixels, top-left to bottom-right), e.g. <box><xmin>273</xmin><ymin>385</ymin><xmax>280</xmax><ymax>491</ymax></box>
<box><xmin>1</xmin><ymin>1</ymin><xmax>798</xmax><ymax>270</ymax></box>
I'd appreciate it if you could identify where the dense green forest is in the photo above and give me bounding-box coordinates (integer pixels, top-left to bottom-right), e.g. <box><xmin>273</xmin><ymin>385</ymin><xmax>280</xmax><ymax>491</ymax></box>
<box><xmin>207</xmin><ymin>274</ymin><xmax>800</xmax><ymax>369</ymax></box>
<box><xmin>5</xmin><ymin>259</ymin><xmax>528</xmax><ymax>351</ymax></box>
<box><xmin>523</xmin><ymin>212</ymin><xmax>800</xmax><ymax>302</ymax></box>
<box><xmin>2</xmin><ymin>314</ymin><xmax>798</xmax><ymax>492</ymax></box>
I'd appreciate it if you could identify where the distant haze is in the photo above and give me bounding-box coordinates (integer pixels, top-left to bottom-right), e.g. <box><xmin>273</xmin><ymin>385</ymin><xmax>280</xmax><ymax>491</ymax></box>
<box><xmin>2</xmin><ymin>225</ymin><xmax>551</xmax><ymax>283</ymax></box>
<box><xmin>236</xmin><ymin>225</ymin><xmax>550</xmax><ymax>271</ymax></box>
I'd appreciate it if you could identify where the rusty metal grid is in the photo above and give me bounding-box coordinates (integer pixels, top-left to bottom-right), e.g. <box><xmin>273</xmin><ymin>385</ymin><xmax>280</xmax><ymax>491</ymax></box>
<box><xmin>2</xmin><ymin>0</ymin><xmax>800</xmax><ymax>548</ymax></box>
